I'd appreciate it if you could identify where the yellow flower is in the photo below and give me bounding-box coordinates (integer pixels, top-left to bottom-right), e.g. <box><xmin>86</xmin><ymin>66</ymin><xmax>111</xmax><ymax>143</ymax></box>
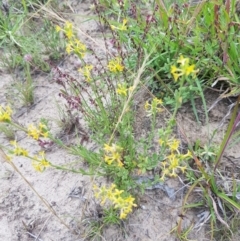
<box><xmin>14</xmin><ymin>148</ymin><xmax>28</xmax><ymax>156</ymax></box>
<box><xmin>116</xmin><ymin>84</ymin><xmax>128</xmax><ymax>96</ymax></box>
<box><xmin>56</xmin><ymin>22</ymin><xmax>74</xmax><ymax>39</ymax></box>
<box><xmin>32</xmin><ymin>161</ymin><xmax>42</xmax><ymax>172</ymax></box>
<box><xmin>180</xmin><ymin>166</ymin><xmax>187</xmax><ymax>173</ymax></box>
<box><xmin>65</xmin><ymin>21</ymin><xmax>73</xmax><ymax>29</ymax></box>
<box><xmin>170</xmin><ymin>65</ymin><xmax>179</xmax><ymax>74</ymax></box>
<box><xmin>111</xmin><ymin>19</ymin><xmax>128</xmax><ymax>31</ymax></box>
<box><xmin>103</xmin><ymin>144</ymin><xmax>113</xmax><ymax>152</ymax></box>
<box><xmin>27</xmin><ymin>122</ymin><xmax>48</xmax><ymax>140</ymax></box>
<box><xmin>104</xmin><ymin>143</ymin><xmax>123</xmax><ymax>167</ymax></box>
<box><xmin>158</xmin><ymin>139</ymin><xmax>165</xmax><ymax>146</ymax></box>
<box><xmin>79</xmin><ymin>65</ymin><xmax>93</xmax><ymax>82</ymax></box>
<box><xmin>170</xmin><ymin>65</ymin><xmax>183</xmax><ymax>82</ymax></box>
<box><xmin>169</xmin><ymin>169</ymin><xmax>178</xmax><ymax>177</ymax></box>
<box><xmin>104</xmin><ymin>143</ymin><xmax>122</xmax><ymax>153</ymax></box>
<box><xmin>94</xmin><ymin>183</ymin><xmax>137</xmax><ymax>219</ymax></box>
<box><xmin>145</xmin><ymin>98</ymin><xmax>164</xmax><ymax>116</ymax></box>
<box><xmin>182</xmin><ymin>150</ymin><xmax>192</xmax><ymax>159</ymax></box>
<box><xmin>160</xmin><ymin>151</ymin><xmax>188</xmax><ymax>180</ymax></box>
<box><xmin>28</xmin><ymin>124</ymin><xmax>40</xmax><ymax>139</ymax></box>
<box><xmin>114</xmin><ymin>189</ymin><xmax>124</xmax><ymax>196</ymax></box>
<box><xmin>167</xmin><ymin>139</ymin><xmax>180</xmax><ymax>152</ymax></box>
<box><xmin>104</xmin><ymin>155</ymin><xmax>113</xmax><ymax>165</ymax></box>
<box><xmin>74</xmin><ymin>39</ymin><xmax>86</xmax><ymax>58</ymax></box>
<box><xmin>94</xmin><ymin>184</ymin><xmax>115</xmax><ymax>205</ymax></box>
<box><xmin>172</xmin><ymin>72</ymin><xmax>183</xmax><ymax>82</ymax></box>
<box><xmin>10</xmin><ymin>140</ymin><xmax>29</xmax><ymax>156</ymax></box>
<box><xmin>177</xmin><ymin>55</ymin><xmax>189</xmax><ymax>66</ymax></box>
<box><xmin>66</xmin><ymin>42</ymin><xmax>73</xmax><ymax>54</ymax></box>
<box><xmin>0</xmin><ymin>106</ymin><xmax>12</xmax><ymax>122</ymax></box>
<box><xmin>57</xmin><ymin>21</ymin><xmax>87</xmax><ymax>58</ymax></box>
<box><xmin>55</xmin><ymin>25</ymin><xmax>62</xmax><ymax>32</ymax></box>
<box><xmin>144</xmin><ymin>101</ymin><xmax>151</xmax><ymax>111</ymax></box>
<box><xmin>120</xmin><ymin>212</ymin><xmax>127</xmax><ymax>219</ymax></box>
<box><xmin>38</xmin><ymin>151</ymin><xmax>50</xmax><ymax>167</ymax></box>
<box><xmin>182</xmin><ymin>64</ymin><xmax>199</xmax><ymax>77</ymax></box>
<box><xmin>115</xmin><ymin>195</ymin><xmax>137</xmax><ymax>219</ymax></box>
<box><xmin>64</xmin><ymin>21</ymin><xmax>74</xmax><ymax>39</ymax></box>
<box><xmin>160</xmin><ymin>168</ymin><xmax>170</xmax><ymax>181</ymax></box>
<box><xmin>120</xmin><ymin>19</ymin><xmax>128</xmax><ymax>30</ymax></box>
<box><xmin>107</xmin><ymin>57</ymin><xmax>124</xmax><ymax>73</ymax></box>
<box><xmin>168</xmin><ymin>154</ymin><xmax>179</xmax><ymax>168</ymax></box>
<box><xmin>32</xmin><ymin>151</ymin><xmax>50</xmax><ymax>172</ymax></box>
<box><xmin>58</xmin><ymin>21</ymin><xmax>87</xmax><ymax>58</ymax></box>
<box><xmin>125</xmin><ymin>196</ymin><xmax>137</xmax><ymax>207</ymax></box>
<box><xmin>66</xmin><ymin>39</ymin><xmax>86</xmax><ymax>58</ymax></box>
<box><xmin>152</xmin><ymin>98</ymin><xmax>163</xmax><ymax>110</ymax></box>
<box><xmin>104</xmin><ymin>152</ymin><xmax>123</xmax><ymax>167</ymax></box>
<box><xmin>171</xmin><ymin>55</ymin><xmax>198</xmax><ymax>81</ymax></box>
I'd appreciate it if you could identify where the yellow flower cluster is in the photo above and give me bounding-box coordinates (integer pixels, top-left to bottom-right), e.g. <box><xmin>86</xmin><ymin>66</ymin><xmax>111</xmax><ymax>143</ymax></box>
<box><xmin>8</xmin><ymin>140</ymin><xmax>50</xmax><ymax>172</ymax></box>
<box><xmin>104</xmin><ymin>143</ymin><xmax>123</xmax><ymax>167</ymax></box>
<box><xmin>171</xmin><ymin>55</ymin><xmax>199</xmax><ymax>81</ymax></box>
<box><xmin>0</xmin><ymin>105</ymin><xmax>12</xmax><ymax>122</ymax></box>
<box><xmin>111</xmin><ymin>19</ymin><xmax>128</xmax><ymax>31</ymax></box>
<box><xmin>32</xmin><ymin>151</ymin><xmax>50</xmax><ymax>172</ymax></box>
<box><xmin>78</xmin><ymin>65</ymin><xmax>93</xmax><ymax>82</ymax></box>
<box><xmin>159</xmin><ymin>138</ymin><xmax>192</xmax><ymax>180</ymax></box>
<box><xmin>66</xmin><ymin>39</ymin><xmax>86</xmax><ymax>58</ymax></box>
<box><xmin>145</xmin><ymin>97</ymin><xmax>164</xmax><ymax>116</ymax></box>
<box><xmin>93</xmin><ymin>183</ymin><xmax>137</xmax><ymax>219</ymax></box>
<box><xmin>116</xmin><ymin>83</ymin><xmax>134</xmax><ymax>96</ymax></box>
<box><xmin>9</xmin><ymin>140</ymin><xmax>29</xmax><ymax>157</ymax></box>
<box><xmin>107</xmin><ymin>57</ymin><xmax>124</xmax><ymax>73</ymax></box>
<box><xmin>27</xmin><ymin>122</ymin><xmax>48</xmax><ymax>140</ymax></box>
<box><xmin>56</xmin><ymin>21</ymin><xmax>86</xmax><ymax>58</ymax></box>
<box><xmin>116</xmin><ymin>83</ymin><xmax>128</xmax><ymax>96</ymax></box>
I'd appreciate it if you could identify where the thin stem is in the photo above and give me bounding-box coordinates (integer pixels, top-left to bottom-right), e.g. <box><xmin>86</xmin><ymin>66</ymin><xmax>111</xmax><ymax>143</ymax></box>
<box><xmin>214</xmin><ymin>95</ymin><xmax>240</xmax><ymax>171</ymax></box>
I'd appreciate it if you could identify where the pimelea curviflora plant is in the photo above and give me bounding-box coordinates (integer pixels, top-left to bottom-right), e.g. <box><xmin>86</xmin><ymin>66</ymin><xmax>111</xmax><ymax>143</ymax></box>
<box><xmin>51</xmin><ymin>18</ymin><xmax>200</xmax><ymax>225</ymax></box>
<box><xmin>0</xmin><ymin>29</ymin><xmax>197</xmax><ymax>234</ymax></box>
<box><xmin>52</xmin><ymin>20</ymin><xmax>182</xmax><ymax>217</ymax></box>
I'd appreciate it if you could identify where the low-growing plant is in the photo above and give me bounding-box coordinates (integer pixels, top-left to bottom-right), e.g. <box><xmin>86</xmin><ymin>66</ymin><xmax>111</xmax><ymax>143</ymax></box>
<box><xmin>0</xmin><ymin>123</ymin><xmax>15</xmax><ymax>140</ymax></box>
<box><xmin>0</xmin><ymin>1</ymin><xmax>65</xmax><ymax>71</ymax></box>
<box><xmin>0</xmin><ymin>30</ymin><xmax>199</xmax><ymax>240</ymax></box>
<box><xmin>52</xmin><ymin>100</ymin><xmax>80</xmax><ymax>136</ymax></box>
<box><xmin>14</xmin><ymin>54</ymin><xmax>35</xmax><ymax>106</ymax></box>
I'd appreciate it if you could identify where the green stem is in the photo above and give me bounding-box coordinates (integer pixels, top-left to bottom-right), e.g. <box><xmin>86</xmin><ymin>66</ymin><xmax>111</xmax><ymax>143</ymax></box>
<box><xmin>22</xmin><ymin>0</ymin><xmax>28</xmax><ymax>13</ymax></box>
<box><xmin>10</xmin><ymin>122</ymin><xmax>27</xmax><ymax>132</ymax></box>
<box><xmin>214</xmin><ymin>95</ymin><xmax>240</xmax><ymax>171</ymax></box>
<box><xmin>50</xmin><ymin>163</ymin><xmax>104</xmax><ymax>176</ymax></box>
<box><xmin>172</xmin><ymin>77</ymin><xmax>185</xmax><ymax>120</ymax></box>
<box><xmin>25</xmin><ymin>63</ymin><xmax>34</xmax><ymax>104</ymax></box>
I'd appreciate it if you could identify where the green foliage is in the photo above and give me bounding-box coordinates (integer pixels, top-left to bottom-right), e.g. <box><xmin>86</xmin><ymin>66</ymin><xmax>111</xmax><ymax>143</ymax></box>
<box><xmin>0</xmin><ymin>2</ymin><xmax>65</xmax><ymax>71</ymax></box>
<box><xmin>0</xmin><ymin>123</ymin><xmax>15</xmax><ymax>140</ymax></box>
<box><xmin>98</xmin><ymin>0</ymin><xmax>240</xmax><ymax>104</ymax></box>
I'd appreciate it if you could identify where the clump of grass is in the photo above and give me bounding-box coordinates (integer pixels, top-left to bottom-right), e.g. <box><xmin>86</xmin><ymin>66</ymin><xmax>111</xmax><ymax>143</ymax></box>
<box><xmin>0</xmin><ymin>1</ymin><xmax>65</xmax><ymax>72</ymax></box>
<box><xmin>0</xmin><ymin>123</ymin><xmax>15</xmax><ymax>140</ymax></box>
<box><xmin>14</xmin><ymin>54</ymin><xmax>34</xmax><ymax>106</ymax></box>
